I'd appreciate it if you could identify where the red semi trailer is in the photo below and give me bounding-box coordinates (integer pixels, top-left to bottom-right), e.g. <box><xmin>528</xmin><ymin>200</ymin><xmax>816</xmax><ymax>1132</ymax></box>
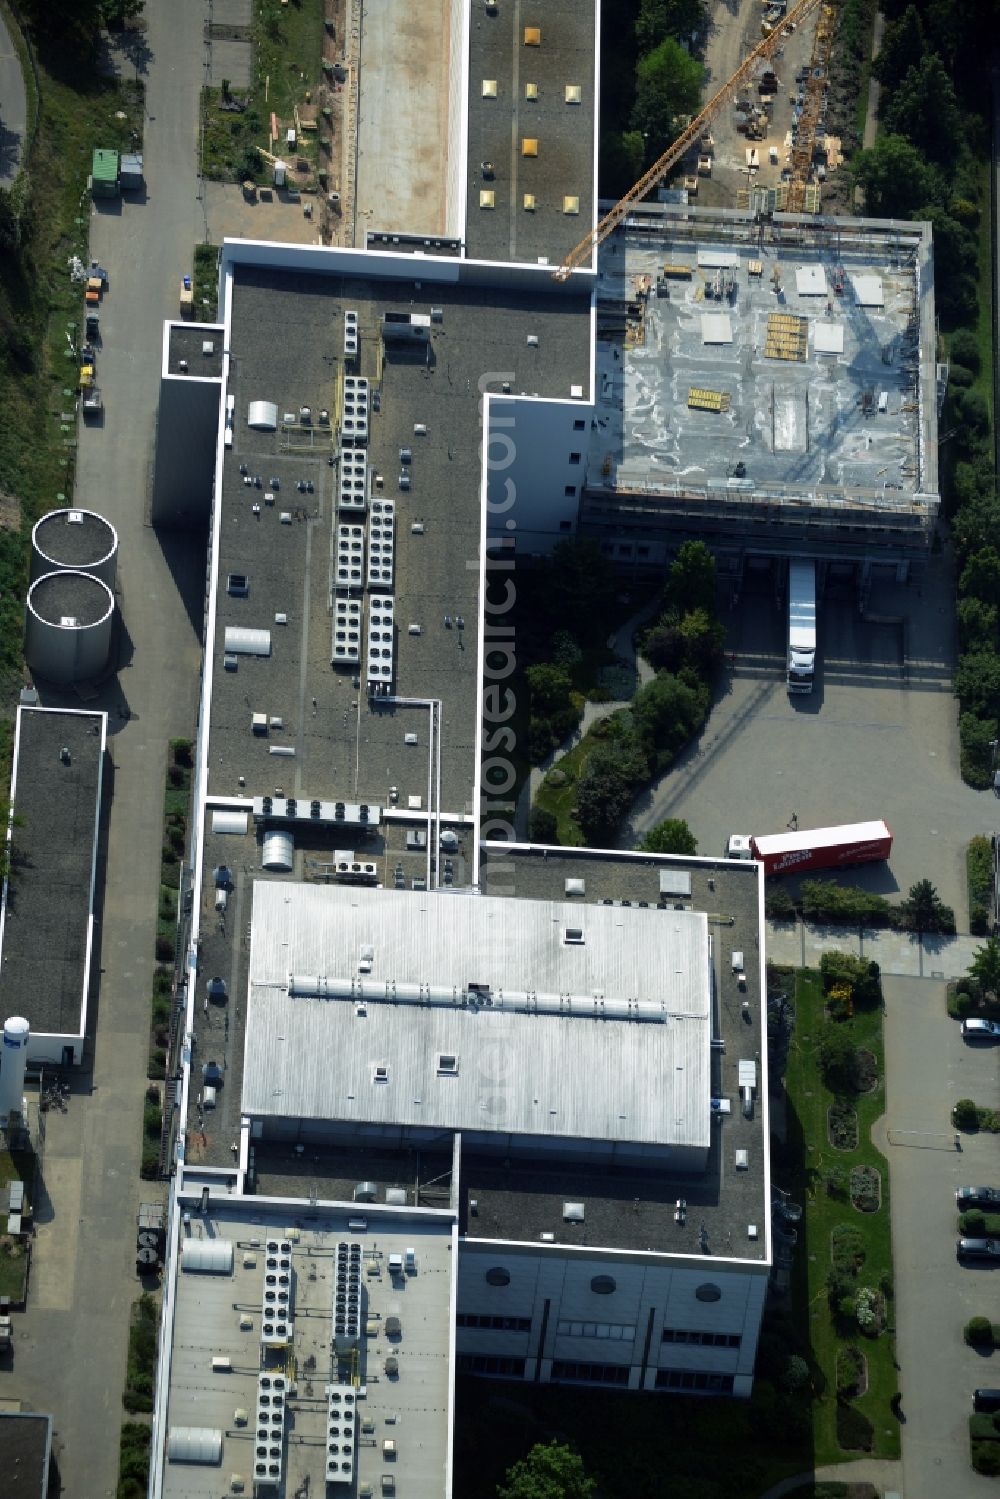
<box><xmin>726</xmin><ymin>820</ymin><xmax>892</xmax><ymax>876</ymax></box>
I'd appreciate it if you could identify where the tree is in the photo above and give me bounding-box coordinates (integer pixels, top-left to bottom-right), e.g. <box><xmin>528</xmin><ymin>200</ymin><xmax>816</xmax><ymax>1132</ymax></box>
<box><xmin>817</xmin><ymin>1024</ymin><xmax>859</xmax><ymax>1093</ymax></box>
<box><xmin>636</xmin><ymin>0</ymin><xmax>707</xmax><ymax>50</ymax></box>
<box><xmin>678</xmin><ymin>606</ymin><xmax>727</xmax><ymax>675</ymax></box>
<box><xmin>958</xmin><ymin>544</ymin><xmax>1000</xmax><ymax>604</ymax></box>
<box><xmin>631</xmin><ymin>39</ymin><xmax>705</xmax><ymax>155</ymax></box>
<box><xmin>780</xmin><ymin>1354</ymin><xmax>811</xmax><ymax>1395</ymax></box>
<box><xmin>880</xmin><ymin>56</ymin><xmax>963</xmax><ymax>165</ymax></box>
<box><xmin>631</xmin><ymin>670</ymin><xmax>707</xmax><ymax>761</ymax></box>
<box><xmin>528</xmin><ymin>806</ymin><xmax>559</xmax><ymax>844</ymax></box>
<box><xmin>872</xmin><ymin>5</ymin><xmax>925</xmax><ymax>92</ymax></box>
<box><xmin>526</xmin><ymin>663</ymin><xmax>574</xmax><ymax>717</ymax></box>
<box><xmin>851</xmin><ymin>134</ymin><xmax>937</xmax><ymax>218</ymax></box>
<box><xmin>498</xmin><ymin>1441</ymin><xmax>596</xmax><ymax>1499</ymax></box>
<box><xmin>640</xmin><ymin>818</ymin><xmax>697</xmax><ymax>855</ymax></box>
<box><xmin>575</xmin><ymin>743</ymin><xmax>644</xmax><ymax>845</ymax></box>
<box><xmin>599</xmin><ymin>130</ymin><xmax>646</xmax><ymax>196</ymax></box>
<box><xmin>899</xmin><ymin>878</ymin><xmax>955</xmax><ymax>933</ymax></box>
<box><xmin>969</xmin><ymin>937</ymin><xmax>1000</xmax><ymax>997</ymax></box>
<box><xmin>541</xmin><ymin>540</ymin><xmax>617</xmax><ymax>651</ymax></box>
<box><xmin>643</xmin><ymin>618</ymin><xmax>685</xmax><ymax>672</ymax></box>
<box><xmin>950</xmin><ymin>328</ymin><xmax>981</xmax><ymax>373</ymax></box>
<box><xmin>668</xmin><ymin>539</ymin><xmax>717</xmax><ymax>615</ymax></box>
<box><xmin>955</xmin><ymin>652</ymin><xmax>1000</xmax><ymax>718</ymax></box>
<box><xmin>957</xmin><ymin>598</ymin><xmax>998</xmax><ymax>654</ymax></box>
<box><xmin>959</xmin><ymin>712</ymin><xmax>998</xmax><ymax>789</ymax></box>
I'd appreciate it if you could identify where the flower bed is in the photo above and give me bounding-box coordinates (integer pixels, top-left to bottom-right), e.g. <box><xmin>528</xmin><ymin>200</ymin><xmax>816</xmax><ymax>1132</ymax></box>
<box><xmin>828</xmin><ymin>1099</ymin><xmax>859</xmax><ymax>1151</ymax></box>
<box><xmin>851</xmin><ymin>1164</ymin><xmax>881</xmax><ymax>1213</ymax></box>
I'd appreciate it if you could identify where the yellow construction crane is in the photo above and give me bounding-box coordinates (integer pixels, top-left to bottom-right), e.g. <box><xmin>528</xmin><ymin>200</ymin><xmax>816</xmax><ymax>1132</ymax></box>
<box><xmin>785</xmin><ymin>3</ymin><xmax>836</xmax><ymax>213</ymax></box>
<box><xmin>553</xmin><ymin>0</ymin><xmax>827</xmax><ymax>280</ymax></box>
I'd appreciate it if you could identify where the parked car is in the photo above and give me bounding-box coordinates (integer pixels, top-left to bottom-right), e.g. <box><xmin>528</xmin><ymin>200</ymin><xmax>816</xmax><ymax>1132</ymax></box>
<box><xmin>974</xmin><ymin>1389</ymin><xmax>1000</xmax><ymax>1412</ymax></box>
<box><xmin>957</xmin><ymin>1237</ymin><xmax>1000</xmax><ymax>1261</ymax></box>
<box><xmin>961</xmin><ymin>1018</ymin><xmax>1000</xmax><ymax>1040</ymax></box>
<box><xmin>957</xmin><ymin>1187</ymin><xmax>1000</xmax><ymax>1209</ymax></box>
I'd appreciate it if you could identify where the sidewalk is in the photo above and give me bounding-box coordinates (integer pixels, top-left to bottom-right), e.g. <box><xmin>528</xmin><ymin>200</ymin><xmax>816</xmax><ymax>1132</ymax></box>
<box><xmin>766</xmin><ymin>920</ymin><xmax>982</xmax><ymax>980</ymax></box>
<box><xmin>759</xmin><ymin>1458</ymin><xmax>902</xmax><ymax>1499</ymax></box>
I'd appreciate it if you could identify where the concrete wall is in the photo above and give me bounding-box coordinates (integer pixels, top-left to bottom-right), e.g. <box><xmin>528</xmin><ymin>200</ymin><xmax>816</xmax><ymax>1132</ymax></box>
<box><xmin>456</xmin><ymin>1240</ymin><xmax>766</xmax><ymax>1396</ymax></box>
<box><xmin>485</xmin><ymin>395</ymin><xmax>595</xmax><ymax>553</ymax></box>
<box><xmin>446</xmin><ymin>0</ymin><xmax>469</xmax><ymax>241</ymax></box>
<box><xmin>150</xmin><ymin>374</ymin><xmax>223</xmax><ymax>528</ymax></box>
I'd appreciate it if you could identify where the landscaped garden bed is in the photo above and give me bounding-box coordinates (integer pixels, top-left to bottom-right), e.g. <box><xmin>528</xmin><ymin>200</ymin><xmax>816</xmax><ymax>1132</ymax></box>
<box><xmin>828</xmin><ymin>1100</ymin><xmax>859</xmax><ymax>1151</ymax></box>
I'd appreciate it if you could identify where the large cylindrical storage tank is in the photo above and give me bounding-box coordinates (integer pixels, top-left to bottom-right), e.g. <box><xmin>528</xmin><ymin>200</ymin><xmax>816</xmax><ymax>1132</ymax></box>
<box><xmin>25</xmin><ymin>571</ymin><xmax>115</xmax><ymax>686</ymax></box>
<box><xmin>262</xmin><ymin>829</ymin><xmax>294</xmax><ymax>872</ymax></box>
<box><xmin>31</xmin><ymin>508</ymin><xmax>118</xmax><ymax>589</ymax></box>
<box><xmin>0</xmin><ymin>1017</ymin><xmax>30</xmax><ymax>1121</ymax></box>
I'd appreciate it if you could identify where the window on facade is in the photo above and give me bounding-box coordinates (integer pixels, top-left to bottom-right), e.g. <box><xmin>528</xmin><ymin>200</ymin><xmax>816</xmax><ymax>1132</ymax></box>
<box><xmin>573</xmin><ymin>418</ymin><xmax>586</xmax><ymax>431</ymax></box>
<box><xmin>564</xmin><ymin>484</ymin><xmax>577</xmax><ymax>498</ymax></box>
<box><xmin>655</xmin><ymin>1369</ymin><xmax>734</xmax><ymax>1394</ymax></box>
<box><xmin>569</xmin><ymin>452</ymin><xmax>581</xmax><ymax>464</ymax></box>
<box><xmin>557</xmin><ymin>1321</ymin><xmax>636</xmax><ymax>1340</ymax></box>
<box><xmin>457</xmin><ymin>1354</ymin><xmax>526</xmax><ymax>1378</ymax></box>
<box><xmin>457</xmin><ymin>1313</ymin><xmax>531</xmax><ymax>1331</ymax></box>
<box><xmin>484</xmin><ymin>1266</ymin><xmax>511</xmax><ymax>1287</ymax></box>
<box><xmin>590</xmin><ymin>1275</ymin><xmax>616</xmax><ymax>1295</ymax></box>
<box><xmin>559</xmin><ymin>520</ymin><xmax>572</xmax><ymax>532</ymax></box>
<box><xmin>551</xmin><ymin>1361</ymin><xmax>629</xmax><ymax>1386</ymax></box>
<box><xmin>695</xmin><ymin>1283</ymin><xmax>722</xmax><ymax>1302</ymax></box>
<box><xmin>661</xmin><ymin>1328</ymin><xmax>740</xmax><ymax>1348</ymax></box>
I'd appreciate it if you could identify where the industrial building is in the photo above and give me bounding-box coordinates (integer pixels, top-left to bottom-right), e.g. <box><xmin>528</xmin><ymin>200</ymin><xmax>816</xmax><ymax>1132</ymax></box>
<box><xmin>143</xmin><ymin>0</ymin><xmax>940</xmax><ymax>1490</ymax></box>
<box><xmin>0</xmin><ymin>705</ymin><xmax>107</xmax><ymax>1068</ymax></box>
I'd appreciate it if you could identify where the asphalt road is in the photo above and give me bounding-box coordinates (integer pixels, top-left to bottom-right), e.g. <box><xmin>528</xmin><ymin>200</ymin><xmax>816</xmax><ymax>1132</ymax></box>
<box><xmin>881</xmin><ymin>974</ymin><xmax>1000</xmax><ymax>1499</ymax></box>
<box><xmin>0</xmin><ymin>7</ymin><xmax>27</xmax><ymax>186</ymax></box>
<box><xmin>3</xmin><ymin>5</ymin><xmax>207</xmax><ymax>1492</ymax></box>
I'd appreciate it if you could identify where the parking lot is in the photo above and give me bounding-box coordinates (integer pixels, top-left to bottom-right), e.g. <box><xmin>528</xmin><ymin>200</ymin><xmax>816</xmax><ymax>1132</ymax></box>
<box><xmin>629</xmin><ymin>556</ymin><xmax>990</xmax><ymax>927</ymax></box>
<box><xmin>882</xmin><ymin>974</ymin><xmax>1000</xmax><ymax>1499</ymax></box>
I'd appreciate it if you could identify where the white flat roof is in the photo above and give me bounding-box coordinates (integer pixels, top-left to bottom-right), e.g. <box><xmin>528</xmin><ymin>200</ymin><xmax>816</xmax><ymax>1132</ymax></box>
<box><xmin>795</xmin><ymin>264</ymin><xmax>827</xmax><ymax>296</ymax></box>
<box><xmin>242</xmin><ymin>883</ymin><xmax>712</xmax><ymax>1150</ymax></box>
<box><xmin>851</xmin><ymin>273</ymin><xmax>884</xmax><ymax>307</ymax></box>
<box><xmin>160</xmin><ymin>1198</ymin><xmax>454</xmax><ymax>1499</ymax></box>
<box><xmin>701</xmin><ymin>312</ymin><xmax>733</xmax><ymax>344</ymax></box>
<box><xmin>813</xmin><ymin>321</ymin><xmax>844</xmax><ymax>355</ymax></box>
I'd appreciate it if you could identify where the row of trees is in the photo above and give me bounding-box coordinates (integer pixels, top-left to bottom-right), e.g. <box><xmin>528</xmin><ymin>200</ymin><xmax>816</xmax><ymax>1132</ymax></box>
<box><xmin>850</xmin><ymin>2</ymin><xmax>997</xmax><ymax>786</ymax></box>
<box><xmin>767</xmin><ymin>876</ymin><xmax>955</xmax><ymax>934</ymax></box>
<box><xmin>555</xmin><ymin>542</ymin><xmax>723</xmax><ymax>846</ymax></box>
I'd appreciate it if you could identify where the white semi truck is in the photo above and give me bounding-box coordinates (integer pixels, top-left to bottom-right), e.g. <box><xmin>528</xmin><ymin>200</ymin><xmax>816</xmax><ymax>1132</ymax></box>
<box><xmin>786</xmin><ymin>559</ymin><xmax>816</xmax><ymax>694</ymax></box>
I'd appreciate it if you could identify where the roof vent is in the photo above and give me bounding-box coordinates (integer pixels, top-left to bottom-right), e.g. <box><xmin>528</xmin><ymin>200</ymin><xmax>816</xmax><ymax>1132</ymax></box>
<box><xmin>67</xmin><ymin>510</ymin><xmax>84</xmax><ymax>524</ymax></box>
<box><xmin>562</xmin><ymin>1202</ymin><xmax>585</xmax><ymax>1223</ymax></box>
<box><xmin>735</xmin><ymin>1149</ymin><xmax>749</xmax><ymax>1171</ymax></box>
<box><xmin>373</xmin><ymin>1064</ymin><xmax>390</xmax><ymax>1084</ymax></box>
<box><xmin>563</xmin><ymin>927</ymin><xmax>584</xmax><ymax>945</ymax></box>
<box><xmin>437</xmin><ymin>1053</ymin><xmax>459</xmax><ymax>1075</ymax></box>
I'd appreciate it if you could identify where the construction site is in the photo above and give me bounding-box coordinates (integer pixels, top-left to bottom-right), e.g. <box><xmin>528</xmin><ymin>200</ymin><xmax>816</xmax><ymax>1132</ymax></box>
<box><xmin>583</xmin><ymin>205</ymin><xmax>938</xmax><ymax>567</ymax></box>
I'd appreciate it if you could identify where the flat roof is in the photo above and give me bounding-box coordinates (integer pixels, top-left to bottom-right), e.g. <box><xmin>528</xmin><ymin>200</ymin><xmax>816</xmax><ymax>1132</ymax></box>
<box><xmin>243</xmin><ymin>881</ymin><xmax>711</xmax><ymax>1151</ymax></box>
<box><xmin>159</xmin><ymin>1194</ymin><xmax>454</xmax><ymax>1499</ymax></box>
<box><xmin>209</xmin><ymin>261</ymin><xmax>590</xmax><ymax>816</ymax></box>
<box><xmin>0</xmin><ymin>1412</ymin><xmax>51</xmax><ymax>1499</ymax></box>
<box><xmin>465</xmin><ymin>0</ymin><xmax>596</xmax><ymax>264</ymax></box>
<box><xmin>0</xmin><ymin>707</ymin><xmax>105</xmax><ymax>1045</ymax></box>
<box><xmin>591</xmin><ymin>210</ymin><xmax>937</xmax><ymax>515</ymax></box>
<box><xmin>473</xmin><ymin>844</ymin><xmax>770</xmax><ymax>1257</ymax></box>
<box><xmin>167</xmin><ymin>323</ymin><xmax>224</xmax><ymax>379</ymax></box>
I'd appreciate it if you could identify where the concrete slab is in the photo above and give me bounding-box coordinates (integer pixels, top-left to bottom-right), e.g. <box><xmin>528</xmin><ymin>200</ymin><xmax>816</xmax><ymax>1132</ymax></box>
<box><xmin>205</xmin><ymin>37</ymin><xmax>250</xmax><ymax>89</ymax></box>
<box><xmin>204</xmin><ymin>180</ymin><xmax>322</xmax><ymax>244</ymax></box>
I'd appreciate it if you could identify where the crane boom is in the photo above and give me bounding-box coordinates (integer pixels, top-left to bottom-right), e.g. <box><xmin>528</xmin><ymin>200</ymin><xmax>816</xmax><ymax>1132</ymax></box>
<box><xmin>785</xmin><ymin>3</ymin><xmax>835</xmax><ymax>213</ymax></box>
<box><xmin>553</xmin><ymin>0</ymin><xmax>826</xmax><ymax>280</ymax></box>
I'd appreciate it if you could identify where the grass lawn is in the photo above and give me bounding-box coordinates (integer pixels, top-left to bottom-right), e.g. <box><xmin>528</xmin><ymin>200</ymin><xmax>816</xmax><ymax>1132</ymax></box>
<box><xmin>0</xmin><ymin>1235</ymin><xmax>29</xmax><ymax>1300</ymax></box>
<box><xmin>255</xmin><ymin>0</ymin><xmax>326</xmax><ymax>122</ymax></box>
<box><xmin>530</xmin><ymin>725</ymin><xmax>605</xmax><ymax>846</ymax></box>
<box><xmin>780</xmin><ymin>969</ymin><xmax>900</xmax><ymax>1463</ymax></box>
<box><xmin>453</xmin><ymin>1377</ymin><xmax>810</xmax><ymax>1499</ymax></box>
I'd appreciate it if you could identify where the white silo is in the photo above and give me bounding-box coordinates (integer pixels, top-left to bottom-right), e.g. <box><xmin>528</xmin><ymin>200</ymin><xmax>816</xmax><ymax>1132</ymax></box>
<box><xmin>25</xmin><ymin>570</ymin><xmax>115</xmax><ymax>685</ymax></box>
<box><xmin>0</xmin><ymin>1017</ymin><xmax>30</xmax><ymax>1122</ymax></box>
<box><xmin>31</xmin><ymin>508</ymin><xmax>119</xmax><ymax>589</ymax></box>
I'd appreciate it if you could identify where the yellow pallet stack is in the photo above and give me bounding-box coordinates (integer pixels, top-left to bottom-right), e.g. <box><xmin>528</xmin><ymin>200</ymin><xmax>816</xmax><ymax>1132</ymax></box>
<box><xmin>764</xmin><ymin>312</ymin><xmax>808</xmax><ymax>361</ymax></box>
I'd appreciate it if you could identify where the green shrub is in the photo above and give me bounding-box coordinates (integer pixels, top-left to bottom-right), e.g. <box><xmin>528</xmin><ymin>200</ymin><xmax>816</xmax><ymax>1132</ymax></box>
<box><xmin>961</xmin><ymin>1210</ymin><xmax>986</xmax><ymax>1235</ymax></box>
<box><xmin>954</xmin><ymin>1097</ymin><xmax>978</xmax><ymax>1128</ymax></box>
<box><xmin>950</xmin><ymin>328</ymin><xmax>981</xmax><ymax>371</ymax></box>
<box><xmin>528</xmin><ymin>806</ymin><xmax>558</xmax><ymax>843</ymax></box>
<box><xmin>972</xmin><ymin>1441</ymin><xmax>1000</xmax><ymax>1474</ymax></box>
<box><xmin>831</xmin><ymin>1224</ymin><xmax>866</xmax><ymax>1275</ymax></box>
<box><xmin>140</xmin><ymin>1143</ymin><xmax>160</xmax><ymax>1179</ymax></box>
<box><xmin>967</xmin><ymin>836</ymin><xmax>993</xmax><ymax>936</ymax></box>
<box><xmin>836</xmin><ymin>1343</ymin><xmax>864</xmax><ymax>1398</ymax></box>
<box><xmin>147</xmin><ymin>1047</ymin><xmax>166</xmax><ymax>1081</ymax></box>
<box><xmin>823</xmin><ymin>1164</ymin><xmax>847</xmax><ymax>1199</ymax></box>
<box><xmin>965</xmin><ymin>1316</ymin><xmax>994</xmax><ymax>1347</ymax></box>
<box><xmin>765</xmin><ymin>884</ymin><xmax>796</xmax><ymax>920</ymax></box>
<box><xmin>801</xmin><ymin>881</ymin><xmax>890</xmax><ymax>927</ymax></box>
<box><xmin>948</xmin><ymin>363</ymin><xmax>975</xmax><ymax>389</ymax></box>
<box><xmin>818</xmin><ymin>1024</ymin><xmax>860</xmax><ymax>1092</ymax></box>
<box><xmin>155</xmin><ymin>935</ymin><xmax>174</xmax><ymax>964</ymax></box>
<box><xmin>836</xmin><ymin>1401</ymin><xmax>874</xmax><ymax>1451</ymax></box>
<box><xmin>171</xmin><ymin>738</ymin><xmax>193</xmax><ymax>768</ymax></box>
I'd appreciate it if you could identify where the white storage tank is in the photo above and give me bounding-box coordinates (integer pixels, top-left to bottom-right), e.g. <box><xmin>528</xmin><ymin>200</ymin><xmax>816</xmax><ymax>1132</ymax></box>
<box><xmin>25</xmin><ymin>571</ymin><xmax>115</xmax><ymax>685</ymax></box>
<box><xmin>0</xmin><ymin>1017</ymin><xmax>30</xmax><ymax>1122</ymax></box>
<box><xmin>31</xmin><ymin>508</ymin><xmax>118</xmax><ymax>588</ymax></box>
<box><xmin>262</xmin><ymin>829</ymin><xmax>294</xmax><ymax>872</ymax></box>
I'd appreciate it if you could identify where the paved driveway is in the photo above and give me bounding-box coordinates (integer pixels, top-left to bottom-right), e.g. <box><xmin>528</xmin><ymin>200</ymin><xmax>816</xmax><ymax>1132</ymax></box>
<box><xmin>882</xmin><ymin>974</ymin><xmax>1000</xmax><ymax>1499</ymax></box>
<box><xmin>4</xmin><ymin>4</ymin><xmax>207</xmax><ymax>1492</ymax></box>
<box><xmin>0</xmin><ymin>7</ymin><xmax>27</xmax><ymax>186</ymax></box>
<box><xmin>627</xmin><ymin>557</ymin><xmax>992</xmax><ymax>927</ymax></box>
